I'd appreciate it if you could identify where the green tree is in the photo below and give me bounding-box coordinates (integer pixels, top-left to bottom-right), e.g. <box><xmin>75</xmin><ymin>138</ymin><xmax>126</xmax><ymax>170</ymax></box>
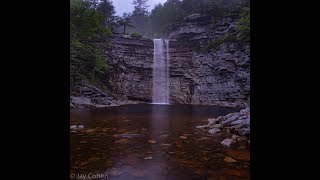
<box><xmin>97</xmin><ymin>0</ymin><xmax>115</xmax><ymax>22</ymax></box>
<box><xmin>88</xmin><ymin>0</ymin><xmax>99</xmax><ymax>8</ymax></box>
<box><xmin>127</xmin><ymin>0</ymin><xmax>150</xmax><ymax>35</ymax></box>
<box><xmin>181</xmin><ymin>0</ymin><xmax>208</xmax><ymax>14</ymax></box>
<box><xmin>70</xmin><ymin>0</ymin><xmax>113</xmax><ymax>83</ymax></box>
<box><xmin>117</xmin><ymin>13</ymin><xmax>135</xmax><ymax>34</ymax></box>
<box><xmin>148</xmin><ymin>0</ymin><xmax>185</xmax><ymax>35</ymax></box>
<box><xmin>132</xmin><ymin>0</ymin><xmax>149</xmax><ymax>16</ymax></box>
<box><xmin>147</xmin><ymin>0</ymin><xmax>249</xmax><ymax>36</ymax></box>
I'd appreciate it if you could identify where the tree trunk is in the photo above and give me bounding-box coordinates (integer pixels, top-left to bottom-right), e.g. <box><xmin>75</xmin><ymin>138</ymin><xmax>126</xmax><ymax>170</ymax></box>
<box><xmin>123</xmin><ymin>25</ymin><xmax>126</xmax><ymax>34</ymax></box>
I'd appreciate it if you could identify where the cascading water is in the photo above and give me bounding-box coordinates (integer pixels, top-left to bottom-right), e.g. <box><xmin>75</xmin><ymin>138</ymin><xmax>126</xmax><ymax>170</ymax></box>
<box><xmin>165</xmin><ymin>39</ymin><xmax>170</xmax><ymax>103</ymax></box>
<box><xmin>152</xmin><ymin>39</ymin><xmax>170</xmax><ymax>104</ymax></box>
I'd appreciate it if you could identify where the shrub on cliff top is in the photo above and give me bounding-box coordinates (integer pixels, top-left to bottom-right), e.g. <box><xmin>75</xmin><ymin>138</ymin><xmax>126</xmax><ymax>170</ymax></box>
<box><xmin>200</xmin><ymin>34</ymin><xmax>238</xmax><ymax>53</ymax></box>
<box><xmin>130</xmin><ymin>32</ymin><xmax>143</xmax><ymax>38</ymax></box>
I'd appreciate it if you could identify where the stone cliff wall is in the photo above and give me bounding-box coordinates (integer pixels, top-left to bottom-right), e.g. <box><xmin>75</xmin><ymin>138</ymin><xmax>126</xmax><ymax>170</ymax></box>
<box><xmin>100</xmin><ymin>14</ymin><xmax>249</xmax><ymax>107</ymax></box>
<box><xmin>102</xmin><ymin>35</ymin><xmax>154</xmax><ymax>102</ymax></box>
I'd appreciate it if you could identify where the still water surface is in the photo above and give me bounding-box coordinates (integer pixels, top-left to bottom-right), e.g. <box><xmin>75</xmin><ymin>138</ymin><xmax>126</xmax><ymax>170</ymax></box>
<box><xmin>70</xmin><ymin>104</ymin><xmax>249</xmax><ymax>179</ymax></box>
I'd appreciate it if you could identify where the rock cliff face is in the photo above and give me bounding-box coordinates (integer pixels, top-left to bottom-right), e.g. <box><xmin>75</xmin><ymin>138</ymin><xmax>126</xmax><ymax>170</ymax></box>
<box><xmin>166</xmin><ymin>14</ymin><xmax>250</xmax><ymax>106</ymax></box>
<box><xmin>103</xmin><ymin>35</ymin><xmax>154</xmax><ymax>102</ymax></box>
<box><xmin>99</xmin><ymin>14</ymin><xmax>249</xmax><ymax>107</ymax></box>
<box><xmin>70</xmin><ymin>83</ymin><xmax>141</xmax><ymax>108</ymax></box>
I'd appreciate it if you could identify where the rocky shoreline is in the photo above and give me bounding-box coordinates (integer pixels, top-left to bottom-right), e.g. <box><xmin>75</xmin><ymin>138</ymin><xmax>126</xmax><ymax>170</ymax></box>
<box><xmin>70</xmin><ymin>83</ymin><xmax>144</xmax><ymax>108</ymax></box>
<box><xmin>70</xmin><ymin>83</ymin><xmax>248</xmax><ymax>109</ymax></box>
<box><xmin>197</xmin><ymin>107</ymin><xmax>250</xmax><ymax>147</ymax></box>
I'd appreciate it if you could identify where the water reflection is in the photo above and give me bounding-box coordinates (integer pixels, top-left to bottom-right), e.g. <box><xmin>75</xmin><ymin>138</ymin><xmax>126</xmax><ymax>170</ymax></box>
<box><xmin>151</xmin><ymin>104</ymin><xmax>170</xmax><ymax>134</ymax></box>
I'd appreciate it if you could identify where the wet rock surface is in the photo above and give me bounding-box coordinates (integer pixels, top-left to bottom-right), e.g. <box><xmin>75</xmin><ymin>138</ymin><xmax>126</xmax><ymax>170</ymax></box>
<box><xmin>201</xmin><ymin>106</ymin><xmax>250</xmax><ymax>147</ymax></box>
<box><xmin>70</xmin><ymin>83</ymin><xmax>143</xmax><ymax>108</ymax></box>
<box><xmin>164</xmin><ymin>15</ymin><xmax>250</xmax><ymax>107</ymax></box>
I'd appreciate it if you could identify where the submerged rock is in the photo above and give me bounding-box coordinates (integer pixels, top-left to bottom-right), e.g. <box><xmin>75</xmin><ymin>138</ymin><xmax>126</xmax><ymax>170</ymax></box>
<box><xmin>70</xmin><ymin>96</ymin><xmax>92</xmax><ymax>107</ymax></box>
<box><xmin>221</xmin><ymin>138</ymin><xmax>234</xmax><ymax>146</ymax></box>
<box><xmin>115</xmin><ymin>139</ymin><xmax>129</xmax><ymax>144</ymax></box>
<box><xmin>231</xmin><ymin>134</ymin><xmax>240</xmax><ymax>140</ymax></box>
<box><xmin>239</xmin><ymin>128</ymin><xmax>250</xmax><ymax>136</ymax></box>
<box><xmin>208</xmin><ymin>128</ymin><xmax>221</xmax><ymax>134</ymax></box>
<box><xmin>119</xmin><ymin>133</ymin><xmax>140</xmax><ymax>138</ymax></box>
<box><xmin>224</xmin><ymin>156</ymin><xmax>237</xmax><ymax>163</ymax></box>
<box><xmin>161</xmin><ymin>143</ymin><xmax>171</xmax><ymax>147</ymax></box>
<box><xmin>237</xmin><ymin>136</ymin><xmax>247</xmax><ymax>142</ymax></box>
<box><xmin>209</xmin><ymin>124</ymin><xmax>223</xmax><ymax>129</ymax></box>
<box><xmin>109</xmin><ymin>168</ymin><xmax>123</xmax><ymax>176</ymax></box>
<box><xmin>196</xmin><ymin>125</ymin><xmax>207</xmax><ymax>129</ymax></box>
<box><xmin>180</xmin><ymin>136</ymin><xmax>188</xmax><ymax>139</ymax></box>
<box><xmin>148</xmin><ymin>140</ymin><xmax>157</xmax><ymax>144</ymax></box>
<box><xmin>70</xmin><ymin>125</ymin><xmax>84</xmax><ymax>130</ymax></box>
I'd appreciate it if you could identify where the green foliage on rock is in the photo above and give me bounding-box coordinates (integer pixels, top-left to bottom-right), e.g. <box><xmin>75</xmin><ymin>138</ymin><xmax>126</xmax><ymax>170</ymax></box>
<box><xmin>146</xmin><ymin>0</ymin><xmax>249</xmax><ymax>36</ymax></box>
<box><xmin>70</xmin><ymin>0</ymin><xmax>114</xmax><ymax>84</ymax></box>
<box><xmin>111</xmin><ymin>0</ymin><xmax>249</xmax><ymax>38</ymax></box>
<box><xmin>235</xmin><ymin>7</ymin><xmax>250</xmax><ymax>41</ymax></box>
<box><xmin>123</xmin><ymin>0</ymin><xmax>150</xmax><ymax>35</ymax></box>
<box><xmin>93</xmin><ymin>47</ymin><xmax>108</xmax><ymax>74</ymax></box>
<box><xmin>148</xmin><ymin>0</ymin><xmax>186</xmax><ymax>36</ymax></box>
<box><xmin>70</xmin><ymin>40</ymin><xmax>108</xmax><ymax>82</ymax></box>
<box><xmin>200</xmin><ymin>34</ymin><xmax>238</xmax><ymax>52</ymax></box>
<box><xmin>130</xmin><ymin>32</ymin><xmax>143</xmax><ymax>38</ymax></box>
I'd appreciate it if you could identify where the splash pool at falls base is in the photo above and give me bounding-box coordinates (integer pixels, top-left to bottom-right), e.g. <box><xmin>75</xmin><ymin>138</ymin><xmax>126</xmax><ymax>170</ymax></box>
<box><xmin>70</xmin><ymin>104</ymin><xmax>250</xmax><ymax>179</ymax></box>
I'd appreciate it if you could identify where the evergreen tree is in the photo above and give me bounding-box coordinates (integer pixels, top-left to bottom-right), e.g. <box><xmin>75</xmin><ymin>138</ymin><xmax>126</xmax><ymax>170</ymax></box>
<box><xmin>97</xmin><ymin>0</ymin><xmax>116</xmax><ymax>27</ymax></box>
<box><xmin>118</xmin><ymin>13</ymin><xmax>135</xmax><ymax>34</ymax></box>
<box><xmin>88</xmin><ymin>0</ymin><xmax>99</xmax><ymax>8</ymax></box>
<box><xmin>97</xmin><ymin>0</ymin><xmax>115</xmax><ymax>18</ymax></box>
<box><xmin>126</xmin><ymin>0</ymin><xmax>150</xmax><ymax>35</ymax></box>
<box><xmin>70</xmin><ymin>0</ymin><xmax>112</xmax><ymax>83</ymax></box>
<box><xmin>132</xmin><ymin>0</ymin><xmax>149</xmax><ymax>16</ymax></box>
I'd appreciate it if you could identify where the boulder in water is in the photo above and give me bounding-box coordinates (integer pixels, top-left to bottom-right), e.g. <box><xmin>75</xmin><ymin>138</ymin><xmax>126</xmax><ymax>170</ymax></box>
<box><xmin>221</xmin><ymin>138</ymin><xmax>234</xmax><ymax>146</ymax></box>
<box><xmin>208</xmin><ymin>127</ymin><xmax>221</xmax><ymax>134</ymax></box>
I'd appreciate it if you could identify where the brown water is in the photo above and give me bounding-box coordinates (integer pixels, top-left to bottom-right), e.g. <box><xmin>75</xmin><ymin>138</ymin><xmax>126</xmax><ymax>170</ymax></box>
<box><xmin>70</xmin><ymin>104</ymin><xmax>250</xmax><ymax>180</ymax></box>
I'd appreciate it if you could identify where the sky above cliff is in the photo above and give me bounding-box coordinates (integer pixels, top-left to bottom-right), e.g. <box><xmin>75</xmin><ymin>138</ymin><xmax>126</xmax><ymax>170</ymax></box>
<box><xmin>111</xmin><ymin>0</ymin><xmax>167</xmax><ymax>16</ymax></box>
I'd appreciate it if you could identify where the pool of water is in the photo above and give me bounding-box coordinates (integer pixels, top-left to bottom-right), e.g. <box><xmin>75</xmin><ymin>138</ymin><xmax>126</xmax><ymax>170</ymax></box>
<box><xmin>70</xmin><ymin>104</ymin><xmax>249</xmax><ymax>179</ymax></box>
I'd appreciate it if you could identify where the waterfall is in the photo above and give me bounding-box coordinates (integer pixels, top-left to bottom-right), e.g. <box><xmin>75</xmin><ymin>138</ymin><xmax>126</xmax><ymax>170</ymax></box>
<box><xmin>152</xmin><ymin>39</ymin><xmax>169</xmax><ymax>104</ymax></box>
<box><xmin>165</xmin><ymin>39</ymin><xmax>170</xmax><ymax>104</ymax></box>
